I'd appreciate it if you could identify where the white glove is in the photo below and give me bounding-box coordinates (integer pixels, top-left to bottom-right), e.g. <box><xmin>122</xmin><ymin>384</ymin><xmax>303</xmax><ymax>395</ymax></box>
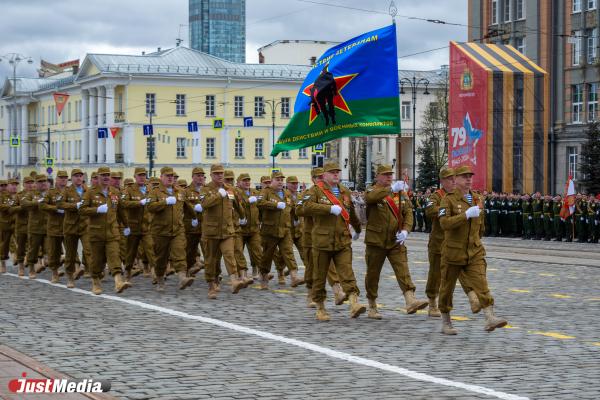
<box><xmin>218</xmin><ymin>188</ymin><xmax>227</xmax><ymax>198</ymax></box>
<box><xmin>57</xmin><ymin>209</ymin><xmax>65</xmax><ymax>214</ymax></box>
<box><xmin>239</xmin><ymin>218</ymin><xmax>247</xmax><ymax>226</ymax></box>
<box><xmin>96</xmin><ymin>204</ymin><xmax>108</xmax><ymax>214</ymax></box>
<box><xmin>165</xmin><ymin>196</ymin><xmax>177</xmax><ymax>205</ymax></box>
<box><xmin>465</xmin><ymin>206</ymin><xmax>481</xmax><ymax>219</ymax></box>
<box><xmin>140</xmin><ymin>198</ymin><xmax>148</xmax><ymax>206</ymax></box>
<box><xmin>248</xmin><ymin>196</ymin><xmax>257</xmax><ymax>204</ymax></box>
<box><xmin>352</xmin><ymin>229</ymin><xmax>361</xmax><ymax>240</ymax></box>
<box><xmin>293</xmin><ymin>219</ymin><xmax>300</xmax><ymax>227</ymax></box>
<box><xmin>194</xmin><ymin>203</ymin><xmax>203</xmax><ymax>213</ymax></box>
<box><xmin>276</xmin><ymin>201</ymin><xmax>286</xmax><ymax>210</ymax></box>
<box><xmin>123</xmin><ymin>227</ymin><xmax>131</xmax><ymax>237</ymax></box>
<box><xmin>191</xmin><ymin>218</ymin><xmax>198</xmax><ymax>227</ymax></box>
<box><xmin>396</xmin><ymin>230</ymin><xmax>408</xmax><ymax>244</ymax></box>
<box><xmin>37</xmin><ymin>197</ymin><xmax>44</xmax><ymax>203</ymax></box>
<box><xmin>330</xmin><ymin>205</ymin><xmax>342</xmax><ymax>215</ymax></box>
<box><xmin>76</xmin><ymin>201</ymin><xmax>83</xmax><ymax>210</ymax></box>
<box><xmin>391</xmin><ymin>181</ymin><xmax>406</xmax><ymax>193</ymax></box>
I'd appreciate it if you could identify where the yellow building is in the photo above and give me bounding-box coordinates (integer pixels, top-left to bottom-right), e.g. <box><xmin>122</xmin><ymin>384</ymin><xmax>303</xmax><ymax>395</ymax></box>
<box><xmin>0</xmin><ymin>47</ymin><xmax>315</xmax><ymax>185</ymax></box>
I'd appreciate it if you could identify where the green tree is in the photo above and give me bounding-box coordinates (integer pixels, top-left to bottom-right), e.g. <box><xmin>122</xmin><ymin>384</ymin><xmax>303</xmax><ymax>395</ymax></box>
<box><xmin>579</xmin><ymin>121</ymin><xmax>600</xmax><ymax>194</ymax></box>
<box><xmin>416</xmin><ymin>137</ymin><xmax>439</xmax><ymax>190</ymax></box>
<box><xmin>416</xmin><ymin>90</ymin><xmax>449</xmax><ymax>190</ymax></box>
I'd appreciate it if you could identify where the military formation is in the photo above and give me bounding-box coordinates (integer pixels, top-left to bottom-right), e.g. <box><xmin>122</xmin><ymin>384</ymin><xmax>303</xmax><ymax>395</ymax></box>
<box><xmin>1</xmin><ymin>162</ymin><xmax>511</xmax><ymax>335</ymax></box>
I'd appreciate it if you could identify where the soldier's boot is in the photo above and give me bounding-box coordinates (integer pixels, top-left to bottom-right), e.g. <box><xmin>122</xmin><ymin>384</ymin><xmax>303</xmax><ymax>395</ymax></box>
<box><xmin>114</xmin><ymin>273</ymin><xmax>132</xmax><ymax>294</ymax></box>
<box><xmin>0</xmin><ymin>260</ymin><xmax>6</xmax><ymax>273</ymax></box>
<box><xmin>28</xmin><ymin>265</ymin><xmax>37</xmax><ymax>279</ymax></box>
<box><xmin>367</xmin><ymin>299</ymin><xmax>382</xmax><ymax>320</ymax></box>
<box><xmin>58</xmin><ymin>269</ymin><xmax>65</xmax><ymax>277</ymax></box>
<box><xmin>207</xmin><ymin>282</ymin><xmax>217</xmax><ymax>299</ymax></box>
<box><xmin>428</xmin><ymin>297</ymin><xmax>441</xmax><ymax>318</ymax></box>
<box><xmin>228</xmin><ymin>274</ymin><xmax>243</xmax><ymax>294</ymax></box>
<box><xmin>188</xmin><ymin>265</ymin><xmax>201</xmax><ymax>277</ymax></box>
<box><xmin>91</xmin><ymin>278</ymin><xmax>103</xmax><ymax>295</ymax></box>
<box><xmin>18</xmin><ymin>263</ymin><xmax>25</xmax><ymax>277</ymax></box>
<box><xmin>267</xmin><ymin>272</ymin><xmax>274</xmax><ymax>281</ymax></box>
<box><xmin>403</xmin><ymin>290</ymin><xmax>429</xmax><ymax>314</ymax></box>
<box><xmin>83</xmin><ymin>265</ymin><xmax>91</xmax><ymax>278</ymax></box>
<box><xmin>215</xmin><ymin>276</ymin><xmax>222</xmax><ymax>292</ymax></box>
<box><xmin>290</xmin><ymin>270</ymin><xmax>305</xmax><ymax>288</ymax></box>
<box><xmin>277</xmin><ymin>270</ymin><xmax>286</xmax><ymax>285</ymax></box>
<box><xmin>348</xmin><ymin>293</ymin><xmax>366</xmax><ymax>318</ymax></box>
<box><xmin>306</xmin><ymin>292</ymin><xmax>316</xmax><ymax>308</ymax></box>
<box><xmin>240</xmin><ymin>270</ymin><xmax>254</xmax><ymax>287</ymax></box>
<box><xmin>166</xmin><ymin>264</ymin><xmax>175</xmax><ymax>276</ymax></box>
<box><xmin>34</xmin><ymin>262</ymin><xmax>46</xmax><ymax>274</ymax></box>
<box><xmin>142</xmin><ymin>263</ymin><xmax>151</xmax><ymax>277</ymax></box>
<box><xmin>441</xmin><ymin>313</ymin><xmax>458</xmax><ymax>335</ymax></box>
<box><xmin>125</xmin><ymin>269</ymin><xmax>133</xmax><ymax>284</ymax></box>
<box><xmin>482</xmin><ymin>306</ymin><xmax>507</xmax><ymax>332</ymax></box>
<box><xmin>251</xmin><ymin>266</ymin><xmax>259</xmax><ymax>280</ymax></box>
<box><xmin>467</xmin><ymin>290</ymin><xmax>482</xmax><ymax>314</ymax></box>
<box><xmin>50</xmin><ymin>269</ymin><xmax>60</xmax><ymax>284</ymax></box>
<box><xmin>131</xmin><ymin>267</ymin><xmax>143</xmax><ymax>278</ymax></box>
<box><xmin>260</xmin><ymin>273</ymin><xmax>269</xmax><ymax>290</ymax></box>
<box><xmin>332</xmin><ymin>283</ymin><xmax>347</xmax><ymax>305</ymax></box>
<box><xmin>178</xmin><ymin>271</ymin><xmax>194</xmax><ymax>290</ymax></box>
<box><xmin>66</xmin><ymin>274</ymin><xmax>75</xmax><ymax>289</ymax></box>
<box><xmin>74</xmin><ymin>264</ymin><xmax>84</xmax><ymax>280</ymax></box>
<box><xmin>315</xmin><ymin>302</ymin><xmax>331</xmax><ymax>322</ymax></box>
<box><xmin>156</xmin><ymin>275</ymin><xmax>165</xmax><ymax>292</ymax></box>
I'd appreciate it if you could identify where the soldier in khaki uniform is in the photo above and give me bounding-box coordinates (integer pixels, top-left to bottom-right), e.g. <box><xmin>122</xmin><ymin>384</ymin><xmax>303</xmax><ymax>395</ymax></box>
<box><xmin>286</xmin><ymin>176</ymin><xmax>309</xmax><ymax>267</ymax></box>
<box><xmin>40</xmin><ymin>170</ymin><xmax>68</xmax><ymax>284</ymax></box>
<box><xmin>109</xmin><ymin>172</ymin><xmax>128</xmax><ymax>266</ymax></box>
<box><xmin>424</xmin><ymin>167</ymin><xmax>480</xmax><ymax>317</ymax></box>
<box><xmin>22</xmin><ymin>175</ymin><xmax>50</xmax><ymax>279</ymax></box>
<box><xmin>363</xmin><ymin>165</ymin><xmax>428</xmax><ymax>319</ymax></box>
<box><xmin>236</xmin><ymin>173</ymin><xmax>262</xmax><ymax>280</ymax></box>
<box><xmin>183</xmin><ymin>167</ymin><xmax>206</xmax><ymax>277</ymax></box>
<box><xmin>438</xmin><ymin>165</ymin><xmax>507</xmax><ymax>334</ymax></box>
<box><xmin>225</xmin><ymin>170</ymin><xmax>252</xmax><ymax>286</ymax></box>
<box><xmin>80</xmin><ymin>167</ymin><xmax>132</xmax><ymax>295</ymax></box>
<box><xmin>12</xmin><ymin>177</ymin><xmax>34</xmax><ymax>276</ymax></box>
<box><xmin>199</xmin><ymin>164</ymin><xmax>246</xmax><ymax>298</ymax></box>
<box><xmin>0</xmin><ymin>179</ymin><xmax>18</xmax><ymax>273</ymax></box>
<box><xmin>304</xmin><ymin>162</ymin><xmax>366</xmax><ymax>321</ymax></box>
<box><xmin>146</xmin><ymin>166</ymin><xmax>195</xmax><ymax>291</ymax></box>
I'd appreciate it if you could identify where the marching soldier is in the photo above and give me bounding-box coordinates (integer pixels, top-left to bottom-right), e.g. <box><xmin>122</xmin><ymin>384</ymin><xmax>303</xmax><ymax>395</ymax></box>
<box><xmin>22</xmin><ymin>175</ymin><xmax>50</xmax><ymax>278</ymax></box>
<box><xmin>0</xmin><ymin>179</ymin><xmax>18</xmax><ymax>273</ymax></box>
<box><xmin>80</xmin><ymin>167</ymin><xmax>131</xmax><ymax>295</ymax></box>
<box><xmin>542</xmin><ymin>195</ymin><xmax>554</xmax><ymax>241</ymax></box>
<box><xmin>364</xmin><ymin>165</ymin><xmax>428</xmax><ymax>319</ymax></box>
<box><xmin>304</xmin><ymin>162</ymin><xmax>366</xmax><ymax>321</ymax></box>
<box><xmin>40</xmin><ymin>170</ymin><xmax>68</xmax><ymax>283</ymax></box>
<box><xmin>438</xmin><ymin>165</ymin><xmax>507</xmax><ymax>335</ymax></box>
<box><xmin>147</xmin><ymin>166</ymin><xmax>195</xmax><ymax>291</ymax></box>
<box><xmin>236</xmin><ymin>173</ymin><xmax>262</xmax><ymax>280</ymax></box>
<box><xmin>12</xmin><ymin>176</ymin><xmax>34</xmax><ymax>276</ymax></box>
<box><xmin>286</xmin><ymin>175</ymin><xmax>309</xmax><ymax>273</ymax></box>
<box><xmin>183</xmin><ymin>167</ymin><xmax>206</xmax><ymax>277</ymax></box>
<box><xmin>225</xmin><ymin>169</ymin><xmax>252</xmax><ymax>286</ymax></box>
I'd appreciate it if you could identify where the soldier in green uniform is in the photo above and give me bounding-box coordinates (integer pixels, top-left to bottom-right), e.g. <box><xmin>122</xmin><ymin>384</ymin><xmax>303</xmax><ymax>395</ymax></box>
<box><xmin>591</xmin><ymin>196</ymin><xmax>600</xmax><ymax>243</ymax></box>
<box><xmin>498</xmin><ymin>193</ymin><xmax>508</xmax><ymax>236</ymax></box>
<box><xmin>236</xmin><ymin>173</ymin><xmax>262</xmax><ymax>280</ymax></box>
<box><xmin>542</xmin><ymin>195</ymin><xmax>554</xmax><ymax>241</ymax></box>
<box><xmin>22</xmin><ymin>175</ymin><xmax>50</xmax><ymax>278</ymax></box>
<box><xmin>40</xmin><ymin>170</ymin><xmax>68</xmax><ymax>283</ymax></box>
<box><xmin>12</xmin><ymin>176</ymin><xmax>34</xmax><ymax>276</ymax></box>
<box><xmin>507</xmin><ymin>193</ymin><xmax>517</xmax><ymax>237</ymax></box>
<box><xmin>423</xmin><ymin>189</ymin><xmax>432</xmax><ymax>233</ymax></box>
<box><xmin>415</xmin><ymin>192</ymin><xmax>424</xmax><ymax>232</ymax></box>
<box><xmin>575</xmin><ymin>194</ymin><xmax>588</xmax><ymax>242</ymax></box>
<box><xmin>364</xmin><ymin>165</ymin><xmax>428</xmax><ymax>319</ymax></box>
<box><xmin>489</xmin><ymin>193</ymin><xmax>500</xmax><ymax>236</ymax></box>
<box><xmin>183</xmin><ymin>167</ymin><xmax>205</xmax><ymax>277</ymax></box>
<box><xmin>532</xmin><ymin>192</ymin><xmax>543</xmax><ymax>240</ymax></box>
<box><xmin>438</xmin><ymin>165</ymin><xmax>507</xmax><ymax>335</ymax></box>
<box><xmin>552</xmin><ymin>195</ymin><xmax>564</xmax><ymax>241</ymax></box>
<box><xmin>521</xmin><ymin>194</ymin><xmax>533</xmax><ymax>239</ymax></box>
<box><xmin>483</xmin><ymin>191</ymin><xmax>491</xmax><ymax>236</ymax></box>
<box><xmin>0</xmin><ymin>180</ymin><xmax>18</xmax><ymax>274</ymax></box>
<box><xmin>514</xmin><ymin>193</ymin><xmax>523</xmax><ymax>236</ymax></box>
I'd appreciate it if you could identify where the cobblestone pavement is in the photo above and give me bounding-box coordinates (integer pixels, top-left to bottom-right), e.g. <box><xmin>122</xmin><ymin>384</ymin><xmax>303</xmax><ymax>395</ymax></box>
<box><xmin>1</xmin><ymin>232</ymin><xmax>599</xmax><ymax>399</ymax></box>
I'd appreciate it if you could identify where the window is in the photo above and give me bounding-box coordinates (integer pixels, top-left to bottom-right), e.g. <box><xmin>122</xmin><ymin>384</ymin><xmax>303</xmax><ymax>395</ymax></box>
<box><xmin>234</xmin><ymin>138</ymin><xmax>244</xmax><ymax>158</ymax></box>
<box><xmin>206</xmin><ymin>137</ymin><xmax>215</xmax><ymax>158</ymax></box>
<box><xmin>573</xmin><ymin>0</ymin><xmax>582</xmax><ymax>12</ymax></box>
<box><xmin>503</xmin><ymin>0</ymin><xmax>511</xmax><ymax>22</ymax></box>
<box><xmin>176</xmin><ymin>137</ymin><xmax>186</xmax><ymax>158</ymax></box>
<box><xmin>491</xmin><ymin>0</ymin><xmax>498</xmax><ymax>24</ymax></box>
<box><xmin>588</xmin><ymin>83</ymin><xmax>598</xmax><ymax>121</ymax></box>
<box><xmin>572</xmin><ymin>84</ymin><xmax>584</xmax><ymax>123</ymax></box>
<box><xmin>281</xmin><ymin>150</ymin><xmax>290</xmax><ymax>158</ymax></box>
<box><xmin>590</xmin><ymin>0</ymin><xmax>597</xmax><ymax>10</ymax></box>
<box><xmin>234</xmin><ymin>96</ymin><xmax>244</xmax><ymax>117</ymax></box>
<box><xmin>516</xmin><ymin>0</ymin><xmax>525</xmax><ymax>19</ymax></box>
<box><xmin>176</xmin><ymin>94</ymin><xmax>186</xmax><ymax>116</ymax></box>
<box><xmin>587</xmin><ymin>28</ymin><xmax>598</xmax><ymax>64</ymax></box>
<box><xmin>401</xmin><ymin>101</ymin><xmax>411</xmax><ymax>120</ymax></box>
<box><xmin>205</xmin><ymin>95</ymin><xmax>215</xmax><ymax>117</ymax></box>
<box><xmin>299</xmin><ymin>147</ymin><xmax>308</xmax><ymax>158</ymax></box>
<box><xmin>145</xmin><ymin>93</ymin><xmax>156</xmax><ymax>115</ymax></box>
<box><xmin>281</xmin><ymin>97</ymin><xmax>290</xmax><ymax>118</ymax></box>
<box><xmin>567</xmin><ymin>146</ymin><xmax>578</xmax><ymax>180</ymax></box>
<box><xmin>254</xmin><ymin>96</ymin><xmax>264</xmax><ymax>117</ymax></box>
<box><xmin>515</xmin><ymin>37</ymin><xmax>526</xmax><ymax>54</ymax></box>
<box><xmin>572</xmin><ymin>31</ymin><xmax>582</xmax><ymax>66</ymax></box>
<box><xmin>255</xmin><ymin>138</ymin><xmax>264</xmax><ymax>157</ymax></box>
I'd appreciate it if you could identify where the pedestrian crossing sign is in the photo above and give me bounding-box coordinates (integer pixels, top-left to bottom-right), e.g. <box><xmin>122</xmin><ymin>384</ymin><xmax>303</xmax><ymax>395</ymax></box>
<box><xmin>45</xmin><ymin>157</ymin><xmax>54</xmax><ymax>167</ymax></box>
<box><xmin>213</xmin><ymin>118</ymin><xmax>224</xmax><ymax>130</ymax></box>
<box><xmin>9</xmin><ymin>136</ymin><xmax>20</xmax><ymax>147</ymax></box>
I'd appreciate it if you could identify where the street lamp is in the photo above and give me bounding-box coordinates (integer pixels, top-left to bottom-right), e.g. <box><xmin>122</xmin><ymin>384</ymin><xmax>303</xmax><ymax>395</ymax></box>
<box><xmin>1</xmin><ymin>53</ymin><xmax>34</xmax><ymax>177</ymax></box>
<box><xmin>400</xmin><ymin>75</ymin><xmax>429</xmax><ymax>190</ymax></box>
<box><xmin>263</xmin><ymin>98</ymin><xmax>282</xmax><ymax>169</ymax></box>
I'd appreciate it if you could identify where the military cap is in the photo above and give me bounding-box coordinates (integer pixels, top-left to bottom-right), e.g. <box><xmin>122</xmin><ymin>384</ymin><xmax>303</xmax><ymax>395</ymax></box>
<box><xmin>271</xmin><ymin>170</ymin><xmax>286</xmax><ymax>179</ymax></box>
<box><xmin>9</xmin><ymin>178</ymin><xmax>19</xmax><ymax>185</ymax></box>
<box><xmin>160</xmin><ymin>166</ymin><xmax>174</xmax><ymax>175</ymax></box>
<box><xmin>0</xmin><ymin>180</ymin><xmax>7</xmax><ymax>185</ymax></box>
<box><xmin>311</xmin><ymin>167</ymin><xmax>324</xmax><ymax>177</ymax></box>
<box><xmin>286</xmin><ymin>175</ymin><xmax>299</xmax><ymax>183</ymax></box>
<box><xmin>71</xmin><ymin>168</ymin><xmax>84</xmax><ymax>176</ymax></box>
<box><xmin>260</xmin><ymin>175</ymin><xmax>271</xmax><ymax>183</ymax></box>
<box><xmin>237</xmin><ymin>173</ymin><xmax>251</xmax><ymax>181</ymax></box>
<box><xmin>192</xmin><ymin>167</ymin><xmax>205</xmax><ymax>175</ymax></box>
<box><xmin>124</xmin><ymin>178</ymin><xmax>134</xmax><ymax>186</ymax></box>
<box><xmin>35</xmin><ymin>174</ymin><xmax>48</xmax><ymax>182</ymax></box>
<box><xmin>323</xmin><ymin>162</ymin><xmax>341</xmax><ymax>172</ymax></box>
<box><xmin>439</xmin><ymin>167</ymin><xmax>455</xmax><ymax>179</ymax></box>
<box><xmin>91</xmin><ymin>171</ymin><xmax>98</xmax><ymax>179</ymax></box>
<box><xmin>224</xmin><ymin>169</ymin><xmax>235</xmax><ymax>179</ymax></box>
<box><xmin>375</xmin><ymin>164</ymin><xmax>393</xmax><ymax>175</ymax></box>
<box><xmin>57</xmin><ymin>170</ymin><xmax>69</xmax><ymax>178</ymax></box>
<box><xmin>174</xmin><ymin>171</ymin><xmax>179</xmax><ymax>178</ymax></box>
<box><xmin>150</xmin><ymin>177</ymin><xmax>160</xmax><ymax>184</ymax></box>
<box><xmin>455</xmin><ymin>165</ymin><xmax>475</xmax><ymax>176</ymax></box>
<box><xmin>210</xmin><ymin>164</ymin><xmax>225</xmax><ymax>173</ymax></box>
<box><xmin>177</xmin><ymin>179</ymin><xmax>187</xmax><ymax>187</ymax></box>
<box><xmin>29</xmin><ymin>171</ymin><xmax>37</xmax><ymax>177</ymax></box>
<box><xmin>23</xmin><ymin>176</ymin><xmax>34</xmax><ymax>184</ymax></box>
<box><xmin>110</xmin><ymin>171</ymin><xmax>122</xmax><ymax>178</ymax></box>
<box><xmin>97</xmin><ymin>167</ymin><xmax>111</xmax><ymax>176</ymax></box>
<box><xmin>134</xmin><ymin>167</ymin><xmax>147</xmax><ymax>176</ymax></box>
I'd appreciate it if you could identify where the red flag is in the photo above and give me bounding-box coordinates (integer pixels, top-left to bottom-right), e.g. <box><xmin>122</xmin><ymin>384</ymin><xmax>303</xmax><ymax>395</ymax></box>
<box><xmin>110</xmin><ymin>127</ymin><xmax>119</xmax><ymax>138</ymax></box>
<box><xmin>53</xmin><ymin>92</ymin><xmax>70</xmax><ymax>116</ymax></box>
<box><xmin>559</xmin><ymin>175</ymin><xmax>576</xmax><ymax>220</ymax></box>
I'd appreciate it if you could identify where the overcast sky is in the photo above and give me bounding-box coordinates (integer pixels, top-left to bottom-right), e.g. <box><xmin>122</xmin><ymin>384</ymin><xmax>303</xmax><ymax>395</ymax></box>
<box><xmin>0</xmin><ymin>0</ymin><xmax>466</xmax><ymax>82</ymax></box>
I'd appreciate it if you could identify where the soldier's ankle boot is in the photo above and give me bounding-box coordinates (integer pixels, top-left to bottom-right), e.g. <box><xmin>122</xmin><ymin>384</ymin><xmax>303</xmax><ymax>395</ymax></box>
<box><xmin>156</xmin><ymin>275</ymin><xmax>165</xmax><ymax>292</ymax></box>
<box><xmin>467</xmin><ymin>290</ymin><xmax>482</xmax><ymax>314</ymax></box>
<box><xmin>277</xmin><ymin>270</ymin><xmax>286</xmax><ymax>285</ymax></box>
<box><xmin>332</xmin><ymin>283</ymin><xmax>347</xmax><ymax>305</ymax></box>
<box><xmin>207</xmin><ymin>282</ymin><xmax>217</xmax><ymax>299</ymax></box>
<box><xmin>66</xmin><ymin>272</ymin><xmax>75</xmax><ymax>288</ymax></box>
<box><xmin>58</xmin><ymin>269</ymin><xmax>65</xmax><ymax>277</ymax></box>
<box><xmin>114</xmin><ymin>273</ymin><xmax>132</xmax><ymax>294</ymax></box>
<box><xmin>428</xmin><ymin>297</ymin><xmax>441</xmax><ymax>317</ymax></box>
<box><xmin>28</xmin><ymin>265</ymin><xmax>37</xmax><ymax>279</ymax></box>
<box><xmin>166</xmin><ymin>265</ymin><xmax>175</xmax><ymax>276</ymax></box>
<box><xmin>306</xmin><ymin>292</ymin><xmax>316</xmax><ymax>308</ymax></box>
<box><xmin>188</xmin><ymin>265</ymin><xmax>201</xmax><ymax>277</ymax></box>
<box><xmin>131</xmin><ymin>267</ymin><xmax>143</xmax><ymax>278</ymax></box>
<box><xmin>177</xmin><ymin>271</ymin><xmax>194</xmax><ymax>290</ymax></box>
<box><xmin>214</xmin><ymin>276</ymin><xmax>222</xmax><ymax>292</ymax></box>
<box><xmin>18</xmin><ymin>263</ymin><xmax>25</xmax><ymax>277</ymax></box>
<box><xmin>230</xmin><ymin>273</ymin><xmax>244</xmax><ymax>294</ymax></box>
<box><xmin>125</xmin><ymin>269</ymin><xmax>132</xmax><ymax>283</ymax></box>
<box><xmin>91</xmin><ymin>278</ymin><xmax>103</xmax><ymax>295</ymax></box>
<box><xmin>0</xmin><ymin>260</ymin><xmax>6</xmax><ymax>273</ymax></box>
<box><xmin>34</xmin><ymin>262</ymin><xmax>46</xmax><ymax>274</ymax></box>
<box><xmin>482</xmin><ymin>306</ymin><xmax>507</xmax><ymax>332</ymax></box>
<box><xmin>260</xmin><ymin>273</ymin><xmax>269</xmax><ymax>290</ymax></box>
<box><xmin>240</xmin><ymin>270</ymin><xmax>254</xmax><ymax>286</ymax></box>
<box><xmin>403</xmin><ymin>290</ymin><xmax>429</xmax><ymax>314</ymax></box>
<box><xmin>367</xmin><ymin>299</ymin><xmax>382</xmax><ymax>320</ymax></box>
<box><xmin>74</xmin><ymin>265</ymin><xmax>84</xmax><ymax>280</ymax></box>
<box><xmin>315</xmin><ymin>302</ymin><xmax>330</xmax><ymax>321</ymax></box>
<box><xmin>348</xmin><ymin>293</ymin><xmax>366</xmax><ymax>318</ymax></box>
<box><xmin>142</xmin><ymin>263</ymin><xmax>151</xmax><ymax>277</ymax></box>
<box><xmin>290</xmin><ymin>270</ymin><xmax>305</xmax><ymax>288</ymax></box>
<box><xmin>51</xmin><ymin>269</ymin><xmax>59</xmax><ymax>284</ymax></box>
<box><xmin>251</xmin><ymin>266</ymin><xmax>259</xmax><ymax>280</ymax></box>
<box><xmin>441</xmin><ymin>313</ymin><xmax>458</xmax><ymax>335</ymax></box>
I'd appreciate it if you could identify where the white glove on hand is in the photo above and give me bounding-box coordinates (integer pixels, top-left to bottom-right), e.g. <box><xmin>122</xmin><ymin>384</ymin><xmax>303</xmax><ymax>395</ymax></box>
<box><xmin>293</xmin><ymin>219</ymin><xmax>300</xmax><ymax>227</ymax></box>
<box><xmin>391</xmin><ymin>181</ymin><xmax>406</xmax><ymax>193</ymax></box>
<box><xmin>352</xmin><ymin>230</ymin><xmax>361</xmax><ymax>241</ymax></box>
<box><xmin>218</xmin><ymin>188</ymin><xmax>227</xmax><ymax>198</ymax></box>
<box><xmin>76</xmin><ymin>201</ymin><xmax>83</xmax><ymax>210</ymax></box>
<box><xmin>396</xmin><ymin>230</ymin><xmax>408</xmax><ymax>244</ymax></box>
<box><xmin>140</xmin><ymin>198</ymin><xmax>148</xmax><ymax>206</ymax></box>
<box><xmin>165</xmin><ymin>196</ymin><xmax>177</xmax><ymax>205</ymax></box>
<box><xmin>37</xmin><ymin>197</ymin><xmax>44</xmax><ymax>203</ymax></box>
<box><xmin>330</xmin><ymin>205</ymin><xmax>342</xmax><ymax>215</ymax></box>
<box><xmin>194</xmin><ymin>203</ymin><xmax>203</xmax><ymax>213</ymax></box>
<box><xmin>239</xmin><ymin>218</ymin><xmax>248</xmax><ymax>226</ymax></box>
<box><xmin>191</xmin><ymin>218</ymin><xmax>198</xmax><ymax>227</ymax></box>
<box><xmin>465</xmin><ymin>206</ymin><xmax>481</xmax><ymax>219</ymax></box>
<box><xmin>57</xmin><ymin>209</ymin><xmax>65</xmax><ymax>214</ymax></box>
<box><xmin>97</xmin><ymin>204</ymin><xmax>108</xmax><ymax>214</ymax></box>
<box><xmin>276</xmin><ymin>201</ymin><xmax>286</xmax><ymax>210</ymax></box>
<box><xmin>248</xmin><ymin>196</ymin><xmax>257</xmax><ymax>204</ymax></box>
<box><xmin>123</xmin><ymin>227</ymin><xmax>131</xmax><ymax>237</ymax></box>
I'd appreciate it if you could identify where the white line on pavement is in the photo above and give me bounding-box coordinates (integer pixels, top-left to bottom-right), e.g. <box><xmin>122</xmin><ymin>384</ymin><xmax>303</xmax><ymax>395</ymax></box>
<box><xmin>4</xmin><ymin>273</ymin><xmax>529</xmax><ymax>400</ymax></box>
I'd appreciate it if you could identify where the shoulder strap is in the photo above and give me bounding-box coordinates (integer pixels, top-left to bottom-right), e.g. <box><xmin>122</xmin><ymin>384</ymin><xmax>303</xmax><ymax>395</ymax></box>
<box><xmin>317</xmin><ymin>182</ymin><xmax>350</xmax><ymax>228</ymax></box>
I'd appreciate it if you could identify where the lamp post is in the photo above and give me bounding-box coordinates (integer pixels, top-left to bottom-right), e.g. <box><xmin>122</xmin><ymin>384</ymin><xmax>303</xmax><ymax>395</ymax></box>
<box><xmin>400</xmin><ymin>76</ymin><xmax>429</xmax><ymax>190</ymax></box>
<box><xmin>263</xmin><ymin>98</ymin><xmax>282</xmax><ymax>169</ymax></box>
<box><xmin>1</xmin><ymin>53</ymin><xmax>33</xmax><ymax>177</ymax></box>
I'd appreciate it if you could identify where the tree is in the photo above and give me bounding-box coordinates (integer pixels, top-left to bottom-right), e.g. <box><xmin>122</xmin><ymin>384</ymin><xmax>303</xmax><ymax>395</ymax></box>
<box><xmin>416</xmin><ymin>90</ymin><xmax>449</xmax><ymax>190</ymax></box>
<box><xmin>416</xmin><ymin>137</ymin><xmax>439</xmax><ymax>190</ymax></box>
<box><xmin>579</xmin><ymin>121</ymin><xmax>600</xmax><ymax>194</ymax></box>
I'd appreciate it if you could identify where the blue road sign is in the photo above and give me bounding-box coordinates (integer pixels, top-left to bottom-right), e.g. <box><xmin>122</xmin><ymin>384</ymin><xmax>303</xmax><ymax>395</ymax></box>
<box><xmin>97</xmin><ymin>128</ymin><xmax>108</xmax><ymax>138</ymax></box>
<box><xmin>313</xmin><ymin>143</ymin><xmax>324</xmax><ymax>152</ymax></box>
<box><xmin>46</xmin><ymin>167</ymin><xmax>53</xmax><ymax>175</ymax></box>
<box><xmin>143</xmin><ymin>124</ymin><xmax>154</xmax><ymax>136</ymax></box>
<box><xmin>45</xmin><ymin>157</ymin><xmax>54</xmax><ymax>167</ymax></box>
<box><xmin>213</xmin><ymin>118</ymin><xmax>223</xmax><ymax>130</ymax></box>
<box><xmin>187</xmin><ymin>121</ymin><xmax>198</xmax><ymax>132</ymax></box>
<box><xmin>9</xmin><ymin>137</ymin><xmax>20</xmax><ymax>147</ymax></box>
<box><xmin>243</xmin><ymin>117</ymin><xmax>253</xmax><ymax>127</ymax></box>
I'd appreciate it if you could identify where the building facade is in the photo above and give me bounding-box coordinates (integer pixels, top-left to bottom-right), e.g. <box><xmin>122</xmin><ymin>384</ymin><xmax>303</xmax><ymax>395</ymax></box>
<box><xmin>189</xmin><ymin>0</ymin><xmax>246</xmax><ymax>63</ymax></box>
<box><xmin>257</xmin><ymin>40</ymin><xmax>340</xmax><ymax>65</ymax></box>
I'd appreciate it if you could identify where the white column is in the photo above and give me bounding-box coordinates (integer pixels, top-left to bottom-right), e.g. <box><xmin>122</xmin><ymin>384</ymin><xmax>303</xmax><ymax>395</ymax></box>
<box><xmin>192</xmin><ymin>129</ymin><xmax>201</xmax><ymax>164</ymax></box>
<box><xmin>122</xmin><ymin>125</ymin><xmax>135</xmax><ymax>165</ymax></box>
<box><xmin>7</xmin><ymin>106</ymin><xmax>14</xmax><ymax>166</ymax></box>
<box><xmin>105</xmin><ymin>85</ymin><xmax>115</xmax><ymax>164</ymax></box>
<box><xmin>220</xmin><ymin>127</ymin><xmax>229</xmax><ymax>164</ymax></box>
<box><xmin>20</xmin><ymin>104</ymin><xmax>28</xmax><ymax>166</ymax></box>
<box><xmin>386</xmin><ymin>136</ymin><xmax>395</xmax><ymax>169</ymax></box>
<box><xmin>81</xmin><ymin>90</ymin><xmax>89</xmax><ymax>163</ymax></box>
<box><xmin>88</xmin><ymin>88</ymin><xmax>97</xmax><ymax>163</ymax></box>
<box><xmin>97</xmin><ymin>87</ymin><xmax>106</xmax><ymax>162</ymax></box>
<box><xmin>340</xmin><ymin>136</ymin><xmax>349</xmax><ymax>180</ymax></box>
